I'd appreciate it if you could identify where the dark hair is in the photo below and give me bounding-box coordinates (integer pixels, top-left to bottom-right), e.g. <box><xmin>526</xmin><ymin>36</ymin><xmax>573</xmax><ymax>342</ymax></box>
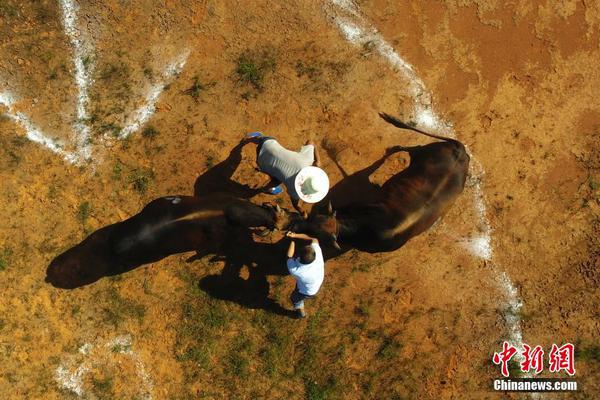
<box><xmin>299</xmin><ymin>245</ymin><xmax>316</xmax><ymax>264</ymax></box>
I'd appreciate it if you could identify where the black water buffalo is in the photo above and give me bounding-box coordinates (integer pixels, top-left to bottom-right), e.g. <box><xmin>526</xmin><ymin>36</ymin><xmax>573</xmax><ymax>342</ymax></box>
<box><xmin>46</xmin><ymin>193</ymin><xmax>297</xmax><ymax>288</ymax></box>
<box><xmin>293</xmin><ymin>112</ymin><xmax>470</xmax><ymax>253</ymax></box>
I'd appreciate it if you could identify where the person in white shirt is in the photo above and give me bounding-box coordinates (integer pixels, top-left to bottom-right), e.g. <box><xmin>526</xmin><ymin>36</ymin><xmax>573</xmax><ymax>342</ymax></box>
<box><xmin>285</xmin><ymin>231</ymin><xmax>325</xmax><ymax>318</ymax></box>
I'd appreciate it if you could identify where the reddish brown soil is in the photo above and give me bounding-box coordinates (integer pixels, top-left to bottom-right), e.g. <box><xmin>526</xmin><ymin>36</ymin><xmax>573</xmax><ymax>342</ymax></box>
<box><xmin>0</xmin><ymin>0</ymin><xmax>598</xmax><ymax>399</ymax></box>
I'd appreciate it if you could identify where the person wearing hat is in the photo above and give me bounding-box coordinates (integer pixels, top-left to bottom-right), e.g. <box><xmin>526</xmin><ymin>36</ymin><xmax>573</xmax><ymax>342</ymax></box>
<box><xmin>285</xmin><ymin>231</ymin><xmax>325</xmax><ymax>318</ymax></box>
<box><xmin>246</xmin><ymin>132</ymin><xmax>329</xmax><ymax>214</ymax></box>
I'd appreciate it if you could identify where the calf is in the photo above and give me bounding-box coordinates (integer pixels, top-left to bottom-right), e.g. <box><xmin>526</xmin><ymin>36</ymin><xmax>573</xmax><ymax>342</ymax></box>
<box><xmin>295</xmin><ymin>112</ymin><xmax>470</xmax><ymax>253</ymax></box>
<box><xmin>46</xmin><ymin>194</ymin><xmax>296</xmax><ymax>288</ymax></box>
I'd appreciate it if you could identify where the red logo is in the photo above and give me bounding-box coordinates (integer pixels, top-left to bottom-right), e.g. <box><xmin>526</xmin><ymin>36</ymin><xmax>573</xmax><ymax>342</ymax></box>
<box><xmin>492</xmin><ymin>342</ymin><xmax>518</xmax><ymax>377</ymax></box>
<box><xmin>492</xmin><ymin>342</ymin><xmax>575</xmax><ymax>377</ymax></box>
<box><xmin>549</xmin><ymin>343</ymin><xmax>576</xmax><ymax>376</ymax></box>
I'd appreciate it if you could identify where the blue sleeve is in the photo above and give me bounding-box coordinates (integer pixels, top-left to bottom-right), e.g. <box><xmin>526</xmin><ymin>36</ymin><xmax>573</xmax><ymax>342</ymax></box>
<box><xmin>287</xmin><ymin>258</ymin><xmax>298</xmax><ymax>272</ymax></box>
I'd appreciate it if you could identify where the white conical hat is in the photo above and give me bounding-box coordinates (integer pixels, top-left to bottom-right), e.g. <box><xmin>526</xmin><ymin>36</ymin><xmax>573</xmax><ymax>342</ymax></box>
<box><xmin>294</xmin><ymin>166</ymin><xmax>329</xmax><ymax>203</ymax></box>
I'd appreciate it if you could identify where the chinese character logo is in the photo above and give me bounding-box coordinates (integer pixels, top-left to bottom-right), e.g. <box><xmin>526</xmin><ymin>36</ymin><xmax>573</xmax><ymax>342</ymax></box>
<box><xmin>493</xmin><ymin>342</ymin><xmax>575</xmax><ymax>377</ymax></box>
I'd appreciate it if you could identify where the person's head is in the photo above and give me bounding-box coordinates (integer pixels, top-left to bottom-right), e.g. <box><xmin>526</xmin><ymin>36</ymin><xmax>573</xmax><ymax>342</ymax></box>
<box><xmin>299</xmin><ymin>244</ymin><xmax>316</xmax><ymax>265</ymax></box>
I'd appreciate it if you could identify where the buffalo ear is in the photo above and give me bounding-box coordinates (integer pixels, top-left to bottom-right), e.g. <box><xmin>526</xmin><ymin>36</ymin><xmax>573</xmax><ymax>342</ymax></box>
<box><xmin>327</xmin><ymin>201</ymin><xmax>333</xmax><ymax>215</ymax></box>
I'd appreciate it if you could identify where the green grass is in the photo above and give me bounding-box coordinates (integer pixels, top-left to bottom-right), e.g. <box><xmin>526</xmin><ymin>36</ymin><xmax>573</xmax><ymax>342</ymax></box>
<box><xmin>576</xmin><ymin>345</ymin><xmax>600</xmax><ymax>366</ymax></box>
<box><xmin>103</xmin><ymin>288</ymin><xmax>146</xmax><ymax>326</ymax></box>
<box><xmin>91</xmin><ymin>376</ymin><xmax>114</xmax><ymax>398</ymax></box>
<box><xmin>141</xmin><ymin>125</ymin><xmax>159</xmax><ymax>139</ymax></box>
<box><xmin>377</xmin><ymin>336</ymin><xmax>402</xmax><ymax>360</ymax></box>
<box><xmin>77</xmin><ymin>201</ymin><xmax>91</xmax><ymax>225</ymax></box>
<box><xmin>295</xmin><ymin>62</ymin><xmax>322</xmax><ymax>81</ymax></box>
<box><xmin>226</xmin><ymin>335</ymin><xmax>254</xmax><ymax>378</ymax></box>
<box><xmin>112</xmin><ymin>161</ymin><xmax>123</xmax><ymax>180</ymax></box>
<box><xmin>0</xmin><ymin>248</ymin><xmax>12</xmax><ymax>271</ymax></box>
<box><xmin>183</xmin><ymin>76</ymin><xmax>216</xmax><ymax>102</ymax></box>
<box><xmin>129</xmin><ymin>168</ymin><xmax>155</xmax><ymax>194</ymax></box>
<box><xmin>0</xmin><ymin>2</ymin><xmax>18</xmax><ymax>17</ymax></box>
<box><xmin>98</xmin><ymin>122</ymin><xmax>122</xmax><ymax>137</ymax></box>
<box><xmin>99</xmin><ymin>62</ymin><xmax>130</xmax><ymax>81</ymax></box>
<box><xmin>175</xmin><ymin>271</ymin><xmax>231</xmax><ymax>383</ymax></box>
<box><xmin>236</xmin><ymin>50</ymin><xmax>276</xmax><ymax>91</ymax></box>
<box><xmin>143</xmin><ymin>66</ymin><xmax>153</xmax><ymax>80</ymax></box>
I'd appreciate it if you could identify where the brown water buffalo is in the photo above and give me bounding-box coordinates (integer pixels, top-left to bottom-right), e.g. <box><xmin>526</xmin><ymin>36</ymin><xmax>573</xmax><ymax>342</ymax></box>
<box><xmin>46</xmin><ymin>193</ymin><xmax>297</xmax><ymax>288</ymax></box>
<box><xmin>293</xmin><ymin>112</ymin><xmax>470</xmax><ymax>253</ymax></box>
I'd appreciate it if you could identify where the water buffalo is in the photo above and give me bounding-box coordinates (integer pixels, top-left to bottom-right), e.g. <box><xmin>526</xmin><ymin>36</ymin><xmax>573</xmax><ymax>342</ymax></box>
<box><xmin>293</xmin><ymin>112</ymin><xmax>470</xmax><ymax>253</ymax></box>
<box><xmin>46</xmin><ymin>193</ymin><xmax>297</xmax><ymax>288</ymax></box>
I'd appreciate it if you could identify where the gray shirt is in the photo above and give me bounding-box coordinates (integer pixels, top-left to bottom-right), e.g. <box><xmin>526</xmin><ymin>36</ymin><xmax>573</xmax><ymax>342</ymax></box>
<box><xmin>257</xmin><ymin>139</ymin><xmax>314</xmax><ymax>199</ymax></box>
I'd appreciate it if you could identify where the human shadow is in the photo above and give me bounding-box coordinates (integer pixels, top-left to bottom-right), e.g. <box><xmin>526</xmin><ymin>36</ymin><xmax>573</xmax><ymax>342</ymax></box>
<box><xmin>194</xmin><ymin>140</ymin><xmax>262</xmax><ymax>199</ymax></box>
<box><xmin>193</xmin><ymin>232</ymin><xmax>297</xmax><ymax>317</ymax></box>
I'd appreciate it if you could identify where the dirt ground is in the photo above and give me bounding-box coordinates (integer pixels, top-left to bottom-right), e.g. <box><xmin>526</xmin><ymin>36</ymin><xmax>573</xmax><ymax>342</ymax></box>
<box><xmin>0</xmin><ymin>0</ymin><xmax>599</xmax><ymax>399</ymax></box>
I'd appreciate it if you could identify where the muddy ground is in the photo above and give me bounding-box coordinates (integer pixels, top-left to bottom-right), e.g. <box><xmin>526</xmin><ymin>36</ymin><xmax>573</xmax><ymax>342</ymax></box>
<box><xmin>0</xmin><ymin>0</ymin><xmax>599</xmax><ymax>399</ymax></box>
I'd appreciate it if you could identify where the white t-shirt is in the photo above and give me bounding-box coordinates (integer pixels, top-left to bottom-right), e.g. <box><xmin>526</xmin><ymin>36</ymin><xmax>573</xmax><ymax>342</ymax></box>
<box><xmin>287</xmin><ymin>242</ymin><xmax>325</xmax><ymax>296</ymax></box>
<box><xmin>257</xmin><ymin>139</ymin><xmax>315</xmax><ymax>199</ymax></box>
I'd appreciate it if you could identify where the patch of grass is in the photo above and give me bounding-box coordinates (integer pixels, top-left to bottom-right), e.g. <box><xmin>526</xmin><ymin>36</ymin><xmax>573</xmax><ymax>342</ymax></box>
<box><xmin>0</xmin><ymin>248</ymin><xmax>12</xmax><ymax>271</ymax></box>
<box><xmin>82</xmin><ymin>55</ymin><xmax>92</xmax><ymax>70</ymax></box>
<box><xmin>129</xmin><ymin>168</ymin><xmax>155</xmax><ymax>194</ymax></box>
<box><xmin>183</xmin><ymin>76</ymin><xmax>216</xmax><ymax>102</ymax></box>
<box><xmin>141</xmin><ymin>125</ymin><xmax>159</xmax><ymax>139</ymax></box>
<box><xmin>236</xmin><ymin>49</ymin><xmax>276</xmax><ymax>91</ymax></box>
<box><xmin>305</xmin><ymin>376</ymin><xmax>340</xmax><ymax>400</ymax></box>
<box><xmin>175</xmin><ymin>271</ymin><xmax>233</xmax><ymax>384</ymax></box>
<box><xmin>296</xmin><ymin>61</ymin><xmax>322</xmax><ymax>81</ymax></box>
<box><xmin>260</xmin><ymin>320</ymin><xmax>292</xmax><ymax>377</ymax></box>
<box><xmin>99</xmin><ymin>62</ymin><xmax>130</xmax><ymax>81</ymax></box>
<box><xmin>77</xmin><ymin>201</ymin><xmax>91</xmax><ymax>225</ymax></box>
<box><xmin>355</xmin><ymin>300</ymin><xmax>371</xmax><ymax>316</ymax></box>
<box><xmin>111</xmin><ymin>343</ymin><xmax>131</xmax><ymax>353</ymax></box>
<box><xmin>0</xmin><ymin>2</ymin><xmax>18</xmax><ymax>17</ymax></box>
<box><xmin>103</xmin><ymin>288</ymin><xmax>146</xmax><ymax>326</ymax></box>
<box><xmin>91</xmin><ymin>376</ymin><xmax>114</xmax><ymax>398</ymax></box>
<box><xmin>112</xmin><ymin>161</ymin><xmax>123</xmax><ymax>180</ymax></box>
<box><xmin>12</xmin><ymin>135</ymin><xmax>28</xmax><ymax>147</ymax></box>
<box><xmin>34</xmin><ymin>3</ymin><xmax>54</xmax><ymax>24</ymax></box>
<box><xmin>377</xmin><ymin>336</ymin><xmax>402</xmax><ymax>360</ymax></box>
<box><xmin>507</xmin><ymin>359</ymin><xmax>524</xmax><ymax>378</ymax></box>
<box><xmin>99</xmin><ymin>122</ymin><xmax>122</xmax><ymax>137</ymax></box>
<box><xmin>48</xmin><ymin>184</ymin><xmax>58</xmax><ymax>199</ymax></box>
<box><xmin>143</xmin><ymin>66</ymin><xmax>153</xmax><ymax>80</ymax></box>
<box><xmin>576</xmin><ymin>345</ymin><xmax>600</xmax><ymax>366</ymax></box>
<box><xmin>226</xmin><ymin>335</ymin><xmax>254</xmax><ymax>378</ymax></box>
<box><xmin>205</xmin><ymin>153</ymin><xmax>216</xmax><ymax>169</ymax></box>
<box><xmin>351</xmin><ymin>262</ymin><xmax>373</xmax><ymax>273</ymax></box>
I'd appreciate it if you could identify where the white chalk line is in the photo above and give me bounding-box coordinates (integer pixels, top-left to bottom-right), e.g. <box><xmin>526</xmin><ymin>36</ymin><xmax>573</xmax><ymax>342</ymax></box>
<box><xmin>59</xmin><ymin>0</ymin><xmax>95</xmax><ymax>162</ymax></box>
<box><xmin>118</xmin><ymin>49</ymin><xmax>190</xmax><ymax>139</ymax></box>
<box><xmin>0</xmin><ymin>92</ymin><xmax>78</xmax><ymax>163</ymax></box>
<box><xmin>56</xmin><ymin>334</ymin><xmax>154</xmax><ymax>399</ymax></box>
<box><xmin>326</xmin><ymin>0</ymin><xmax>528</xmax><ymax>363</ymax></box>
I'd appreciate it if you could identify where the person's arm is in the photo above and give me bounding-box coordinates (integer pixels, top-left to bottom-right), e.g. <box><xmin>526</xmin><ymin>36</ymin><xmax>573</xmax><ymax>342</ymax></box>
<box><xmin>287</xmin><ymin>232</ymin><xmax>318</xmax><ymax>244</ymax></box>
<box><xmin>287</xmin><ymin>237</ymin><xmax>296</xmax><ymax>258</ymax></box>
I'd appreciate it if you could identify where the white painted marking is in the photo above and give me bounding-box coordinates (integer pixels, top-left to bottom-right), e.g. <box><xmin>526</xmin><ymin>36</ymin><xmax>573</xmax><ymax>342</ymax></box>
<box><xmin>326</xmin><ymin>0</ymin><xmax>529</xmax><ymax>369</ymax></box>
<box><xmin>59</xmin><ymin>0</ymin><xmax>95</xmax><ymax>161</ymax></box>
<box><xmin>78</xmin><ymin>343</ymin><xmax>92</xmax><ymax>355</ymax></box>
<box><xmin>55</xmin><ymin>335</ymin><xmax>154</xmax><ymax>399</ymax></box>
<box><xmin>0</xmin><ymin>92</ymin><xmax>78</xmax><ymax>163</ymax></box>
<box><xmin>55</xmin><ymin>363</ymin><xmax>89</xmax><ymax>397</ymax></box>
<box><xmin>119</xmin><ymin>50</ymin><xmax>190</xmax><ymax>139</ymax></box>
